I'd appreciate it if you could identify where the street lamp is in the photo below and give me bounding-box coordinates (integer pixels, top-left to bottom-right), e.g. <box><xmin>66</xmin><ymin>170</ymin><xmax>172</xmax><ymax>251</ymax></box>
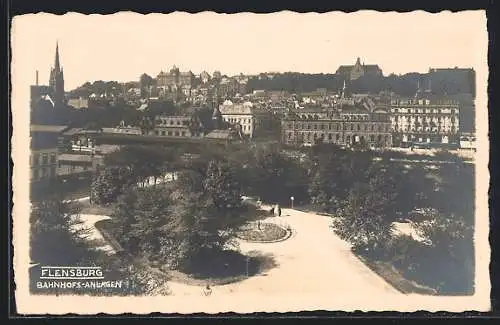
<box><xmin>290</xmin><ymin>196</ymin><xmax>294</xmax><ymax>209</ymax></box>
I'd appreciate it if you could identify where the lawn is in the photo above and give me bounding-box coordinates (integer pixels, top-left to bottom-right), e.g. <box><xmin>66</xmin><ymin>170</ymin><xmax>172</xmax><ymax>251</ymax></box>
<box><xmin>236</xmin><ymin>222</ymin><xmax>290</xmax><ymax>242</ymax></box>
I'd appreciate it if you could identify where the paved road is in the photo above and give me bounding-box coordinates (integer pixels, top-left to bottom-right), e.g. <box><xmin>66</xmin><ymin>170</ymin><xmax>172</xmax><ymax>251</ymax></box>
<box><xmin>165</xmin><ymin>207</ymin><xmax>400</xmax><ymax>297</ymax></box>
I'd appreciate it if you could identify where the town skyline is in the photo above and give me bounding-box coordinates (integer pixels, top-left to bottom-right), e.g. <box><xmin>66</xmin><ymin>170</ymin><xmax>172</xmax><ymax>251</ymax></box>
<box><xmin>13</xmin><ymin>11</ymin><xmax>483</xmax><ymax>91</ymax></box>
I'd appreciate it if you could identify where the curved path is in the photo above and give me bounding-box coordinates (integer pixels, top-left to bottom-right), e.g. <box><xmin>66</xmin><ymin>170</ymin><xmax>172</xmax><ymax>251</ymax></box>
<box><xmin>165</xmin><ymin>208</ymin><xmax>399</xmax><ymax>297</ymax></box>
<box><xmin>75</xmin><ymin>203</ymin><xmax>488</xmax><ymax>312</ymax></box>
<box><xmin>76</xmin><ymin>204</ymin><xmax>399</xmax><ymax>297</ymax></box>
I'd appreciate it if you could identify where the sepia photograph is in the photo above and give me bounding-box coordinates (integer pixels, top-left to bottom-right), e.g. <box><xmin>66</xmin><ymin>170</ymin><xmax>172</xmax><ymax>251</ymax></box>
<box><xmin>11</xmin><ymin>10</ymin><xmax>490</xmax><ymax>314</ymax></box>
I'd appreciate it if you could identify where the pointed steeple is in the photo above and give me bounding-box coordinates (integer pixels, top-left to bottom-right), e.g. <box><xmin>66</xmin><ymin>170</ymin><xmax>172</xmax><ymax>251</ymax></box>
<box><xmin>54</xmin><ymin>41</ymin><xmax>61</xmax><ymax>72</ymax></box>
<box><xmin>49</xmin><ymin>41</ymin><xmax>65</xmax><ymax>106</ymax></box>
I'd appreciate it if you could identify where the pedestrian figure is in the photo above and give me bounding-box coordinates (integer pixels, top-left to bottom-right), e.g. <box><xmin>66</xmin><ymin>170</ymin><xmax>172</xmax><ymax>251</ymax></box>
<box><xmin>203</xmin><ymin>284</ymin><xmax>212</xmax><ymax>296</ymax></box>
<box><xmin>277</xmin><ymin>204</ymin><xmax>282</xmax><ymax>217</ymax></box>
<box><xmin>257</xmin><ymin>220</ymin><xmax>261</xmax><ymax>230</ymax></box>
<box><xmin>269</xmin><ymin>206</ymin><xmax>274</xmax><ymax>215</ymax></box>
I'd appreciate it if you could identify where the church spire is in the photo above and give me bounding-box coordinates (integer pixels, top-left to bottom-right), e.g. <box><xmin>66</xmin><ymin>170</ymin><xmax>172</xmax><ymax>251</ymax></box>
<box><xmin>49</xmin><ymin>41</ymin><xmax>65</xmax><ymax>106</ymax></box>
<box><xmin>54</xmin><ymin>41</ymin><xmax>61</xmax><ymax>72</ymax></box>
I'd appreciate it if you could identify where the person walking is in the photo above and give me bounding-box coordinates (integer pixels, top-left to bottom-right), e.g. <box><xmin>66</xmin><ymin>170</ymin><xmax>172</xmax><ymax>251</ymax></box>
<box><xmin>277</xmin><ymin>204</ymin><xmax>282</xmax><ymax>217</ymax></box>
<box><xmin>203</xmin><ymin>283</ymin><xmax>212</xmax><ymax>296</ymax></box>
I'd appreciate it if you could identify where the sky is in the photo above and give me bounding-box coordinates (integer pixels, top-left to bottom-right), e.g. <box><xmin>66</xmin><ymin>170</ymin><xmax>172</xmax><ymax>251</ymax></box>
<box><xmin>12</xmin><ymin>10</ymin><xmax>486</xmax><ymax>91</ymax></box>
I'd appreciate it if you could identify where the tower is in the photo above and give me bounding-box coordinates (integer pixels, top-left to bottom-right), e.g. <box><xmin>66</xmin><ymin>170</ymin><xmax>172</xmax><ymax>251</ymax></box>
<box><xmin>212</xmin><ymin>103</ymin><xmax>223</xmax><ymax>130</ymax></box>
<box><xmin>414</xmin><ymin>79</ymin><xmax>422</xmax><ymax>99</ymax></box>
<box><xmin>49</xmin><ymin>42</ymin><xmax>65</xmax><ymax>106</ymax></box>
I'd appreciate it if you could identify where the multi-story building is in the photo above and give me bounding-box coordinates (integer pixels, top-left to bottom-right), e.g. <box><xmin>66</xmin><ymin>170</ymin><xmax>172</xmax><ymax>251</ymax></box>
<box><xmin>200</xmin><ymin>71</ymin><xmax>211</xmax><ymax>84</ymax></box>
<box><xmin>156</xmin><ymin>66</ymin><xmax>195</xmax><ymax>91</ymax></box>
<box><xmin>336</xmin><ymin>57</ymin><xmax>383</xmax><ymax>81</ymax></box>
<box><xmin>57</xmin><ymin>128</ymin><xmax>104</xmax><ymax>176</ymax></box>
<box><xmin>30</xmin><ymin>125</ymin><xmax>69</xmax><ymax>187</ymax></box>
<box><xmin>281</xmin><ymin>104</ymin><xmax>392</xmax><ymax>148</ymax></box>
<box><xmin>152</xmin><ymin>115</ymin><xmax>203</xmax><ymax>138</ymax></box>
<box><xmin>67</xmin><ymin>96</ymin><xmax>89</xmax><ymax>109</ymax></box>
<box><xmin>218</xmin><ymin>100</ymin><xmax>273</xmax><ymax>138</ymax></box>
<box><xmin>389</xmin><ymin>97</ymin><xmax>460</xmax><ymax>146</ymax></box>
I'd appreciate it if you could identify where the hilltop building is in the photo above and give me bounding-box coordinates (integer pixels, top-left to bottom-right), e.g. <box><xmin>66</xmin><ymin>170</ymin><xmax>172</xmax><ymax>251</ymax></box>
<box><xmin>336</xmin><ymin>57</ymin><xmax>383</xmax><ymax>81</ymax></box>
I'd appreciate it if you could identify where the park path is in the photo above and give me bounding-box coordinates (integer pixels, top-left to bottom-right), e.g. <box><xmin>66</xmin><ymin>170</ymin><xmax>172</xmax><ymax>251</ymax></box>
<box><xmin>75</xmin><ymin>204</ymin><xmax>399</xmax><ymax>297</ymax></box>
<box><xmin>165</xmin><ymin>207</ymin><xmax>400</xmax><ymax>297</ymax></box>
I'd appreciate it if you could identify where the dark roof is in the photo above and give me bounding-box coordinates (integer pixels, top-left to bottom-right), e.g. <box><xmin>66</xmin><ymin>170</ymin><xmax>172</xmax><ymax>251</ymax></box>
<box><xmin>336</xmin><ymin>66</ymin><xmax>353</xmax><ymax>74</ymax></box>
<box><xmin>31</xmin><ymin>131</ymin><xmax>60</xmax><ymax>150</ymax></box>
<box><xmin>58</xmin><ymin>154</ymin><xmax>93</xmax><ymax>162</ymax></box>
<box><xmin>205</xmin><ymin>130</ymin><xmax>233</xmax><ymax>139</ymax></box>
<box><xmin>363</xmin><ymin>65</ymin><xmax>382</xmax><ymax>72</ymax></box>
<box><xmin>30</xmin><ymin>125</ymin><xmax>68</xmax><ymax>133</ymax></box>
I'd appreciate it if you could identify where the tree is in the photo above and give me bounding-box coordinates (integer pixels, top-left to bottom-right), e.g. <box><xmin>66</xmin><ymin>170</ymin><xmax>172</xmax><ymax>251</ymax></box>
<box><xmin>30</xmin><ymin>200</ymin><xmax>99</xmax><ymax>265</ymax></box>
<box><xmin>90</xmin><ymin>166</ymin><xmax>133</xmax><ymax>205</ymax></box>
<box><xmin>331</xmin><ymin>168</ymin><xmax>399</xmax><ymax>254</ymax></box>
<box><xmin>410</xmin><ymin>212</ymin><xmax>474</xmax><ymax>294</ymax></box>
<box><xmin>104</xmin><ymin>145</ymin><xmax>178</xmax><ymax>187</ymax></box>
<box><xmin>109</xmin><ymin>186</ymin><xmax>185</xmax><ymax>268</ymax></box>
<box><xmin>203</xmin><ymin>160</ymin><xmax>243</xmax><ymax>212</ymax></box>
<box><xmin>242</xmin><ymin>143</ymin><xmax>308</xmax><ymax>204</ymax></box>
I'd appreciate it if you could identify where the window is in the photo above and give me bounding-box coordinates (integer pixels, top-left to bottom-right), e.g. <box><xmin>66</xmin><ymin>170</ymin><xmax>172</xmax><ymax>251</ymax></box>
<box><xmin>378</xmin><ymin>135</ymin><xmax>382</xmax><ymax>142</ymax></box>
<box><xmin>336</xmin><ymin>134</ymin><xmax>340</xmax><ymax>141</ymax></box>
<box><xmin>307</xmin><ymin>124</ymin><xmax>311</xmax><ymax>130</ymax></box>
<box><xmin>155</xmin><ymin>130</ymin><xmax>159</xmax><ymax>136</ymax></box>
<box><xmin>371</xmin><ymin>125</ymin><xmax>374</xmax><ymax>131</ymax></box>
<box><xmin>288</xmin><ymin>132</ymin><xmax>292</xmax><ymax>139</ymax></box>
<box><xmin>50</xmin><ymin>154</ymin><xmax>56</xmax><ymax>164</ymax></box>
<box><xmin>328</xmin><ymin>133</ymin><xmax>333</xmax><ymax>140</ymax></box>
<box><xmin>370</xmin><ymin>135</ymin><xmax>375</xmax><ymax>142</ymax></box>
<box><xmin>161</xmin><ymin>131</ymin><xmax>166</xmax><ymax>136</ymax></box>
<box><xmin>33</xmin><ymin>154</ymin><xmax>40</xmax><ymax>166</ymax></box>
<box><xmin>313</xmin><ymin>124</ymin><xmax>318</xmax><ymax>130</ymax></box>
<box><xmin>320</xmin><ymin>124</ymin><xmax>325</xmax><ymax>130</ymax></box>
<box><xmin>42</xmin><ymin>154</ymin><xmax>48</xmax><ymax>165</ymax></box>
<box><xmin>350</xmin><ymin>124</ymin><xmax>354</xmax><ymax>131</ymax></box>
<box><xmin>328</xmin><ymin>123</ymin><xmax>332</xmax><ymax>130</ymax></box>
<box><xmin>167</xmin><ymin>131</ymin><xmax>172</xmax><ymax>136</ymax></box>
<box><xmin>181</xmin><ymin>132</ymin><xmax>186</xmax><ymax>137</ymax></box>
<box><xmin>33</xmin><ymin>169</ymin><xmax>39</xmax><ymax>180</ymax></box>
<box><xmin>177</xmin><ymin>121</ymin><xmax>181</xmax><ymax>125</ymax></box>
<box><xmin>357</xmin><ymin>124</ymin><xmax>360</xmax><ymax>131</ymax></box>
<box><xmin>175</xmin><ymin>131</ymin><xmax>180</xmax><ymax>136</ymax></box>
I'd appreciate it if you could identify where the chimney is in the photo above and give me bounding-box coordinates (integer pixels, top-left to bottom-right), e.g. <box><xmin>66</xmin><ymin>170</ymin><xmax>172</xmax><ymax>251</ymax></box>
<box><xmin>35</xmin><ymin>70</ymin><xmax>39</xmax><ymax>86</ymax></box>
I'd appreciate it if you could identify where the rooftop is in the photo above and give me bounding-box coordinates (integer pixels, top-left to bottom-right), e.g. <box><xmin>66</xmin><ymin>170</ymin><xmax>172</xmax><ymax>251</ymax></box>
<box><xmin>30</xmin><ymin>124</ymin><xmax>68</xmax><ymax>133</ymax></box>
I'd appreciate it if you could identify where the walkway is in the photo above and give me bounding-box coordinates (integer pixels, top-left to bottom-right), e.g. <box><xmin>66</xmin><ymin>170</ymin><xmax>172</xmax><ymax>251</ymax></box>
<box><xmin>165</xmin><ymin>208</ymin><xmax>399</xmax><ymax>297</ymax></box>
